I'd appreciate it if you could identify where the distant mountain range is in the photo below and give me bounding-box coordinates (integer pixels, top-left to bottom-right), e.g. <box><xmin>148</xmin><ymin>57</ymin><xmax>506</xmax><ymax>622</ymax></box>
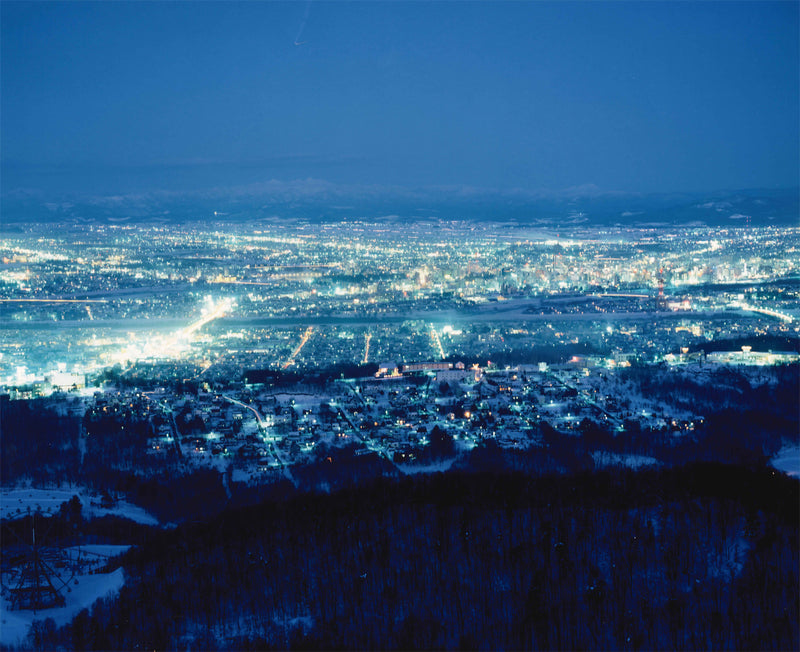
<box><xmin>2</xmin><ymin>181</ymin><xmax>797</xmax><ymax>228</ymax></box>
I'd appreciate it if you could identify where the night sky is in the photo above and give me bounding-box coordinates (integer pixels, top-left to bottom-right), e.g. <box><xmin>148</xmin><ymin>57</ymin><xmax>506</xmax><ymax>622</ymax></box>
<box><xmin>2</xmin><ymin>1</ymin><xmax>798</xmax><ymax>197</ymax></box>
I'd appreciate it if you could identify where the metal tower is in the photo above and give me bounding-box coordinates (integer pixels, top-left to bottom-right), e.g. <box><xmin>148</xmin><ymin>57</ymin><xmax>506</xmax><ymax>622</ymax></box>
<box><xmin>1</xmin><ymin>509</ymin><xmax>77</xmax><ymax>613</ymax></box>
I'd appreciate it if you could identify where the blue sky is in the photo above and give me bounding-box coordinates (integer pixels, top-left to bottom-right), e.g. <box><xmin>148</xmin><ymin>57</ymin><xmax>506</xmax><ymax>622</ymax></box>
<box><xmin>2</xmin><ymin>1</ymin><xmax>798</xmax><ymax>197</ymax></box>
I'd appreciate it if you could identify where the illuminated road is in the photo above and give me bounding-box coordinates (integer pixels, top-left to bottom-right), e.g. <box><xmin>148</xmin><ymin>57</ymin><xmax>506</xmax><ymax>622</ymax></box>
<box><xmin>362</xmin><ymin>333</ymin><xmax>371</xmax><ymax>364</ymax></box>
<box><xmin>545</xmin><ymin>372</ymin><xmax>620</xmax><ymax>426</ymax></box>
<box><xmin>181</xmin><ymin>298</ymin><xmax>233</xmax><ymax>338</ymax></box>
<box><xmin>332</xmin><ymin>402</ymin><xmax>388</xmax><ymax>459</ymax></box>
<box><xmin>283</xmin><ymin>326</ymin><xmax>313</xmax><ymax>369</ymax></box>
<box><xmin>334</xmin><ymin>383</ymin><xmax>394</xmax><ymax>462</ymax></box>
<box><xmin>187</xmin><ymin>359</ymin><xmax>215</xmax><ymax>380</ymax></box>
<box><xmin>145</xmin><ymin>298</ymin><xmax>233</xmax><ymax>361</ymax></box>
<box><xmin>222</xmin><ymin>394</ymin><xmax>266</xmax><ymax>428</ymax></box>
<box><xmin>430</xmin><ymin>325</ymin><xmax>446</xmax><ymax>360</ymax></box>
<box><xmin>222</xmin><ymin>395</ymin><xmax>297</xmax><ymax>487</ymax></box>
<box><xmin>736</xmin><ymin>302</ymin><xmax>794</xmax><ymax>323</ymax></box>
<box><xmin>594</xmin><ymin>293</ymin><xmax>650</xmax><ymax>299</ymax></box>
<box><xmin>141</xmin><ymin>392</ymin><xmax>183</xmax><ymax>457</ymax></box>
<box><xmin>0</xmin><ymin>298</ymin><xmax>107</xmax><ymax>303</ymax></box>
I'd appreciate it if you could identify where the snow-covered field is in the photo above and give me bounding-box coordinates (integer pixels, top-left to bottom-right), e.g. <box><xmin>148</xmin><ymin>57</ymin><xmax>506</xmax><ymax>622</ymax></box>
<box><xmin>0</xmin><ymin>568</ymin><xmax>126</xmax><ymax>648</ymax></box>
<box><xmin>0</xmin><ymin>487</ymin><xmax>158</xmax><ymax>525</ymax></box>
<box><xmin>771</xmin><ymin>445</ymin><xmax>800</xmax><ymax>477</ymax></box>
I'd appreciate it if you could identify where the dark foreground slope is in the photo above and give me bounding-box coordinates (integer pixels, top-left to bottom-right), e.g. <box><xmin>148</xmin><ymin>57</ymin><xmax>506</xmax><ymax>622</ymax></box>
<box><xmin>17</xmin><ymin>465</ymin><xmax>799</xmax><ymax>651</ymax></box>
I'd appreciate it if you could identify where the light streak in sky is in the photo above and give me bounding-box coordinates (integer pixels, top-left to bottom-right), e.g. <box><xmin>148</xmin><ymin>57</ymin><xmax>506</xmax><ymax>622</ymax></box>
<box><xmin>294</xmin><ymin>0</ymin><xmax>312</xmax><ymax>45</ymax></box>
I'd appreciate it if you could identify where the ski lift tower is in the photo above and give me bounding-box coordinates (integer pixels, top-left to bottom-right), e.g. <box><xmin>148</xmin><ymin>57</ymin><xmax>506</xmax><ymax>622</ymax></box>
<box><xmin>1</xmin><ymin>508</ymin><xmax>77</xmax><ymax>613</ymax></box>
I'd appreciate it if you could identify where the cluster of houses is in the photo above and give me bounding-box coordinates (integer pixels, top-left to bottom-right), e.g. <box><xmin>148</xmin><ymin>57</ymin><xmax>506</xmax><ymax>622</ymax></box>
<box><xmin>84</xmin><ymin>357</ymin><xmax>713</xmax><ymax>475</ymax></box>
